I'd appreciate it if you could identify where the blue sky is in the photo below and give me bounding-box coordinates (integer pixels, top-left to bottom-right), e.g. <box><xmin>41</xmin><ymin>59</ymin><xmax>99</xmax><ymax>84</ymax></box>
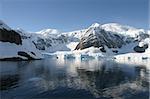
<box><xmin>0</xmin><ymin>0</ymin><xmax>149</xmax><ymax>32</ymax></box>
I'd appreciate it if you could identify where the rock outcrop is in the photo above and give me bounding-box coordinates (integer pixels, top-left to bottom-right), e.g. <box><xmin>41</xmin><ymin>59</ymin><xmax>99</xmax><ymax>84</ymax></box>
<box><xmin>0</xmin><ymin>28</ymin><xmax>22</xmax><ymax>45</ymax></box>
<box><xmin>133</xmin><ymin>44</ymin><xmax>148</xmax><ymax>53</ymax></box>
<box><xmin>75</xmin><ymin>23</ymin><xmax>125</xmax><ymax>51</ymax></box>
<box><xmin>0</xmin><ymin>21</ymin><xmax>42</xmax><ymax>60</ymax></box>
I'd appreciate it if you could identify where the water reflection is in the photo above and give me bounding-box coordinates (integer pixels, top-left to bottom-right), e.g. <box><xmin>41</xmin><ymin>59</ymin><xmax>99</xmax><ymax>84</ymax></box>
<box><xmin>0</xmin><ymin>59</ymin><xmax>149</xmax><ymax>99</ymax></box>
<box><xmin>0</xmin><ymin>74</ymin><xmax>20</xmax><ymax>90</ymax></box>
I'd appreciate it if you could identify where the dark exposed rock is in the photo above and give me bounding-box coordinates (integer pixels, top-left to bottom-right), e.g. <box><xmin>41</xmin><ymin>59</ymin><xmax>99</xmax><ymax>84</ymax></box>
<box><xmin>31</xmin><ymin>52</ymin><xmax>36</xmax><ymax>56</ymax></box>
<box><xmin>0</xmin><ymin>57</ymin><xmax>24</xmax><ymax>61</ymax></box>
<box><xmin>32</xmin><ymin>41</ymin><xmax>46</xmax><ymax>50</ymax></box>
<box><xmin>133</xmin><ymin>44</ymin><xmax>148</xmax><ymax>53</ymax></box>
<box><xmin>75</xmin><ymin>29</ymin><xmax>125</xmax><ymax>50</ymax></box>
<box><xmin>33</xmin><ymin>34</ymin><xmax>68</xmax><ymax>51</ymax></box>
<box><xmin>0</xmin><ymin>21</ymin><xmax>42</xmax><ymax>61</ymax></box>
<box><xmin>136</xmin><ymin>33</ymin><xmax>149</xmax><ymax>41</ymax></box>
<box><xmin>134</xmin><ymin>46</ymin><xmax>145</xmax><ymax>53</ymax></box>
<box><xmin>100</xmin><ymin>46</ymin><xmax>106</xmax><ymax>52</ymax></box>
<box><xmin>34</xmin><ymin>38</ymin><xmax>46</xmax><ymax>50</ymax></box>
<box><xmin>112</xmin><ymin>50</ymin><xmax>118</xmax><ymax>53</ymax></box>
<box><xmin>143</xmin><ymin>44</ymin><xmax>148</xmax><ymax>49</ymax></box>
<box><xmin>18</xmin><ymin>51</ymin><xmax>34</xmax><ymax>60</ymax></box>
<box><xmin>0</xmin><ymin>28</ymin><xmax>22</xmax><ymax>45</ymax></box>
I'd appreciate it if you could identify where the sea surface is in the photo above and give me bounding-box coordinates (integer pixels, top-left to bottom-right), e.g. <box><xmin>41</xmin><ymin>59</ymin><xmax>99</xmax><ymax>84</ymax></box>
<box><xmin>0</xmin><ymin>58</ymin><xmax>149</xmax><ymax>99</ymax></box>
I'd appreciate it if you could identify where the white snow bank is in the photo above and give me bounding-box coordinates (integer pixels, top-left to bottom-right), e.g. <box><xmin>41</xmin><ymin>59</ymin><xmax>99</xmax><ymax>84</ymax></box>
<box><xmin>139</xmin><ymin>38</ymin><xmax>150</xmax><ymax>53</ymax></box>
<box><xmin>114</xmin><ymin>53</ymin><xmax>150</xmax><ymax>69</ymax></box>
<box><xmin>66</xmin><ymin>42</ymin><xmax>79</xmax><ymax>51</ymax></box>
<box><xmin>43</xmin><ymin>47</ymin><xmax>115</xmax><ymax>60</ymax></box>
<box><xmin>101</xmin><ymin>23</ymin><xmax>146</xmax><ymax>37</ymax></box>
<box><xmin>0</xmin><ymin>39</ymin><xmax>43</xmax><ymax>59</ymax></box>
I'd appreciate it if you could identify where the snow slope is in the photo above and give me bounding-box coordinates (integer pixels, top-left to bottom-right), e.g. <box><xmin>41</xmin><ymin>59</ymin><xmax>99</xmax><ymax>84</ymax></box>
<box><xmin>29</xmin><ymin>28</ymin><xmax>86</xmax><ymax>53</ymax></box>
<box><xmin>101</xmin><ymin>23</ymin><xmax>146</xmax><ymax>37</ymax></box>
<box><xmin>75</xmin><ymin>23</ymin><xmax>127</xmax><ymax>50</ymax></box>
<box><xmin>28</xmin><ymin>22</ymin><xmax>149</xmax><ymax>56</ymax></box>
<box><xmin>36</xmin><ymin>29</ymin><xmax>60</xmax><ymax>37</ymax></box>
<box><xmin>1</xmin><ymin>20</ymin><xmax>149</xmax><ymax>60</ymax></box>
<box><xmin>0</xmin><ymin>21</ymin><xmax>43</xmax><ymax>60</ymax></box>
<box><xmin>0</xmin><ymin>39</ymin><xmax>42</xmax><ymax>60</ymax></box>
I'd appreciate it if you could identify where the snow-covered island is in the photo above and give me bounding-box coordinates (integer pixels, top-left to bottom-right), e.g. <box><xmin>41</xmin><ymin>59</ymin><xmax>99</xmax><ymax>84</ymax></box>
<box><xmin>0</xmin><ymin>20</ymin><xmax>150</xmax><ymax>61</ymax></box>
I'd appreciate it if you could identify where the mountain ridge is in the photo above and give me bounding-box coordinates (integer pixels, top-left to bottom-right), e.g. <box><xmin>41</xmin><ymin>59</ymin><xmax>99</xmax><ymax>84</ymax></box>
<box><xmin>0</xmin><ymin>20</ymin><xmax>149</xmax><ymax>58</ymax></box>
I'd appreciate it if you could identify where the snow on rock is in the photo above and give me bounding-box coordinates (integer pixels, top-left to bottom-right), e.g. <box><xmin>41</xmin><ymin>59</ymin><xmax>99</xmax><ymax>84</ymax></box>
<box><xmin>118</xmin><ymin>42</ymin><xmax>138</xmax><ymax>54</ymax></box>
<box><xmin>75</xmin><ymin>23</ymin><xmax>125</xmax><ymax>51</ymax></box>
<box><xmin>101</xmin><ymin>23</ymin><xmax>146</xmax><ymax>37</ymax></box>
<box><xmin>29</xmin><ymin>22</ymin><xmax>149</xmax><ymax>55</ymax></box>
<box><xmin>0</xmin><ymin>39</ymin><xmax>43</xmax><ymax>60</ymax></box>
<box><xmin>26</xmin><ymin>22</ymin><xmax>150</xmax><ymax>62</ymax></box>
<box><xmin>142</xmin><ymin>38</ymin><xmax>150</xmax><ymax>53</ymax></box>
<box><xmin>90</xmin><ymin>23</ymin><xmax>100</xmax><ymax>28</ymax></box>
<box><xmin>74</xmin><ymin>23</ymin><xmax>149</xmax><ymax>56</ymax></box>
<box><xmin>30</xmin><ymin>28</ymin><xmax>86</xmax><ymax>53</ymax></box>
<box><xmin>66</xmin><ymin>42</ymin><xmax>79</xmax><ymax>51</ymax></box>
<box><xmin>147</xmin><ymin>30</ymin><xmax>150</xmax><ymax>35</ymax></box>
<box><xmin>31</xmin><ymin>33</ymin><xmax>69</xmax><ymax>52</ymax></box>
<box><xmin>62</xmin><ymin>29</ymin><xmax>86</xmax><ymax>41</ymax></box>
<box><xmin>15</xmin><ymin>28</ymin><xmax>28</xmax><ymax>35</ymax></box>
<box><xmin>1</xmin><ymin>20</ymin><xmax>149</xmax><ymax>60</ymax></box>
<box><xmin>36</xmin><ymin>29</ymin><xmax>60</xmax><ymax>37</ymax></box>
<box><xmin>0</xmin><ymin>20</ymin><xmax>11</xmax><ymax>30</ymax></box>
<box><xmin>28</xmin><ymin>22</ymin><xmax>149</xmax><ymax>57</ymax></box>
<box><xmin>114</xmin><ymin>38</ymin><xmax>150</xmax><ymax>66</ymax></box>
<box><xmin>0</xmin><ymin>21</ymin><xmax>43</xmax><ymax>60</ymax></box>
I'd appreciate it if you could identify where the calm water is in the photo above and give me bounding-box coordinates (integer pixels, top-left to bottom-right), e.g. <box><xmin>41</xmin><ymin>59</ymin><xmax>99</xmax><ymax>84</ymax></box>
<box><xmin>0</xmin><ymin>58</ymin><xmax>149</xmax><ymax>99</ymax></box>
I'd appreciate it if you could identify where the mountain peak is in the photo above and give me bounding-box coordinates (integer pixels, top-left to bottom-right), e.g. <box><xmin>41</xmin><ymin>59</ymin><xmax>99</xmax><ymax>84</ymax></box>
<box><xmin>36</xmin><ymin>28</ymin><xmax>60</xmax><ymax>36</ymax></box>
<box><xmin>101</xmin><ymin>23</ymin><xmax>135</xmax><ymax>31</ymax></box>
<box><xmin>90</xmin><ymin>23</ymin><xmax>100</xmax><ymax>28</ymax></box>
<box><xmin>100</xmin><ymin>23</ymin><xmax>146</xmax><ymax>37</ymax></box>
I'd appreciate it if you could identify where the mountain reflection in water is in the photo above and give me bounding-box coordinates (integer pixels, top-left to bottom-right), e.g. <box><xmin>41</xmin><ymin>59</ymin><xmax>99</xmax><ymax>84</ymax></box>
<box><xmin>0</xmin><ymin>59</ymin><xmax>149</xmax><ymax>99</ymax></box>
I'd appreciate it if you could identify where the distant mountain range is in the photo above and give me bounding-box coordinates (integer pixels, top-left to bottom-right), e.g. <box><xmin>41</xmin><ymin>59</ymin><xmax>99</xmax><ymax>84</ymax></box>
<box><xmin>0</xmin><ymin>20</ymin><xmax>149</xmax><ymax>60</ymax></box>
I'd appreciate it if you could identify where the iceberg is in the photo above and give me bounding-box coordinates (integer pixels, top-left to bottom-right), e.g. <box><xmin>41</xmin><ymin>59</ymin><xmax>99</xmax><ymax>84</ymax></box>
<box><xmin>64</xmin><ymin>54</ymin><xmax>75</xmax><ymax>59</ymax></box>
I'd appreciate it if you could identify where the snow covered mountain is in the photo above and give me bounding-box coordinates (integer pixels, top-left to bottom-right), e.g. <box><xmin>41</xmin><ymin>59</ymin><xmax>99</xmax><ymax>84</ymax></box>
<box><xmin>0</xmin><ymin>20</ymin><xmax>149</xmax><ymax>60</ymax></box>
<box><xmin>30</xmin><ymin>28</ymin><xmax>86</xmax><ymax>52</ymax></box>
<box><xmin>30</xmin><ymin>31</ymin><xmax>69</xmax><ymax>52</ymax></box>
<box><xmin>62</xmin><ymin>29</ymin><xmax>87</xmax><ymax>41</ymax></box>
<box><xmin>36</xmin><ymin>29</ymin><xmax>60</xmax><ymax>37</ymax></box>
<box><xmin>101</xmin><ymin>23</ymin><xmax>146</xmax><ymax>37</ymax></box>
<box><xmin>28</xmin><ymin>22</ymin><xmax>149</xmax><ymax>55</ymax></box>
<box><xmin>75</xmin><ymin>23</ymin><xmax>125</xmax><ymax>50</ymax></box>
<box><xmin>75</xmin><ymin>23</ymin><xmax>149</xmax><ymax>54</ymax></box>
<box><xmin>0</xmin><ymin>20</ymin><xmax>43</xmax><ymax>60</ymax></box>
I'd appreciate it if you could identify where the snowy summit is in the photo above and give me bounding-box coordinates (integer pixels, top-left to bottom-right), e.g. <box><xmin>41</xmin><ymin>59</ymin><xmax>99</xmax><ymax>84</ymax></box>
<box><xmin>0</xmin><ymin>20</ymin><xmax>150</xmax><ymax>60</ymax></box>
